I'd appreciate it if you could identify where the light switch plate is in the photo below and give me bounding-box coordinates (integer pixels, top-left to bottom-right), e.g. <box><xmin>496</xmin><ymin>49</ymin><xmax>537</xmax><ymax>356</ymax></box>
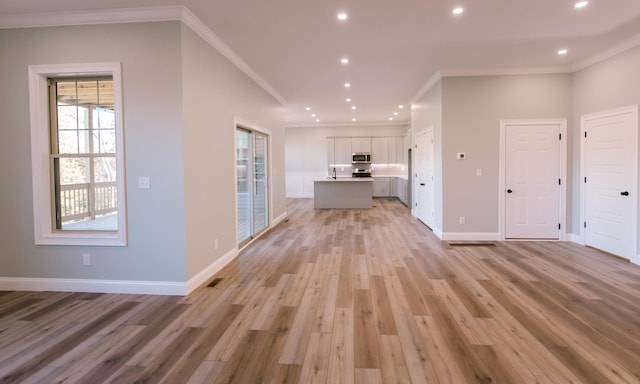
<box><xmin>457</xmin><ymin>152</ymin><xmax>466</xmax><ymax>160</ymax></box>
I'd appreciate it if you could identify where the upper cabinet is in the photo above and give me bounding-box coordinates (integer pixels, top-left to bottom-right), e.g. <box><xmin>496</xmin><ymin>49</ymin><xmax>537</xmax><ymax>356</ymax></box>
<box><xmin>328</xmin><ymin>136</ymin><xmax>404</xmax><ymax>166</ymax></box>
<box><xmin>371</xmin><ymin>138</ymin><xmax>389</xmax><ymax>164</ymax></box>
<box><xmin>351</xmin><ymin>137</ymin><xmax>372</xmax><ymax>153</ymax></box>
<box><xmin>327</xmin><ymin>137</ymin><xmax>352</xmax><ymax>165</ymax></box>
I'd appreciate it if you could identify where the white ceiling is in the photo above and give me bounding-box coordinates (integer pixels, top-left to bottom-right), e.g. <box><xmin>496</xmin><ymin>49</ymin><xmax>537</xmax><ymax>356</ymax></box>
<box><xmin>2</xmin><ymin>0</ymin><xmax>640</xmax><ymax>127</ymax></box>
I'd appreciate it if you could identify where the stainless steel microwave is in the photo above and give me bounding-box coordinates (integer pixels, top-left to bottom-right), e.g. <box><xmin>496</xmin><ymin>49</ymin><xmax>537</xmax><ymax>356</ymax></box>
<box><xmin>352</xmin><ymin>152</ymin><xmax>371</xmax><ymax>163</ymax></box>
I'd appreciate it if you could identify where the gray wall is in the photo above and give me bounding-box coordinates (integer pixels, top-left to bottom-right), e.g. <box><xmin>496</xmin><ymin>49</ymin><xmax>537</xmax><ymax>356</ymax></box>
<box><xmin>572</xmin><ymin>44</ymin><xmax>640</xmax><ymax>242</ymax></box>
<box><xmin>441</xmin><ymin>74</ymin><xmax>573</xmax><ymax>235</ymax></box>
<box><xmin>0</xmin><ymin>20</ymin><xmax>285</xmax><ymax>285</ymax></box>
<box><xmin>180</xmin><ymin>24</ymin><xmax>285</xmax><ymax>279</ymax></box>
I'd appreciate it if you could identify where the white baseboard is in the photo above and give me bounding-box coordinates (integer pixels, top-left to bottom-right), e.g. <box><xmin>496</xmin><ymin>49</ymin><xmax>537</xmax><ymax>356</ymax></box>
<box><xmin>441</xmin><ymin>232</ymin><xmax>501</xmax><ymax>241</ymax></box>
<box><xmin>568</xmin><ymin>233</ymin><xmax>583</xmax><ymax>244</ymax></box>
<box><xmin>286</xmin><ymin>193</ymin><xmax>313</xmax><ymax>198</ymax></box>
<box><xmin>433</xmin><ymin>227</ymin><xmax>443</xmax><ymax>239</ymax></box>
<box><xmin>273</xmin><ymin>211</ymin><xmax>288</xmax><ymax>226</ymax></box>
<box><xmin>0</xmin><ymin>277</ymin><xmax>187</xmax><ymax>296</ymax></box>
<box><xmin>186</xmin><ymin>247</ymin><xmax>238</xmax><ymax>294</ymax></box>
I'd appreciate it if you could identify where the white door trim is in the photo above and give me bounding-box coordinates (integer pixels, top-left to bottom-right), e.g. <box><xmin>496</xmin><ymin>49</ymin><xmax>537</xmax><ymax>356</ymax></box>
<box><xmin>579</xmin><ymin>105</ymin><xmax>639</xmax><ymax>263</ymax></box>
<box><xmin>499</xmin><ymin>119</ymin><xmax>567</xmax><ymax>241</ymax></box>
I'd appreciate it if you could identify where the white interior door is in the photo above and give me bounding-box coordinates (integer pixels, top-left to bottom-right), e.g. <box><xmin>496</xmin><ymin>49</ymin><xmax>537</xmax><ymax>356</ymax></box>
<box><xmin>414</xmin><ymin>130</ymin><xmax>434</xmax><ymax>229</ymax></box>
<box><xmin>504</xmin><ymin>123</ymin><xmax>561</xmax><ymax>239</ymax></box>
<box><xmin>582</xmin><ymin>106</ymin><xmax>638</xmax><ymax>260</ymax></box>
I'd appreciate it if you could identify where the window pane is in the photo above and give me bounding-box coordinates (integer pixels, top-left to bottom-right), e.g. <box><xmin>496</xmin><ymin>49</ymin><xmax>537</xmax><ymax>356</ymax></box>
<box><xmin>94</xmin><ymin>107</ymin><xmax>115</xmax><ymax>129</ymax></box>
<box><xmin>57</xmin><ymin>105</ymin><xmax>78</xmax><ymax>131</ymax></box>
<box><xmin>94</xmin><ymin>157</ymin><xmax>116</xmax><ymax>183</ymax></box>
<box><xmin>58</xmin><ymin>131</ymin><xmax>79</xmax><ymax>154</ymax></box>
<box><xmin>59</xmin><ymin>157</ymin><xmax>89</xmax><ymax>185</ymax></box>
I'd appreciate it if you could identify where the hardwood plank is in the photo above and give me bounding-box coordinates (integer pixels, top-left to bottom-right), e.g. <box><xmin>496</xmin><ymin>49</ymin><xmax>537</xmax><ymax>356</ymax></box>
<box><xmin>354</xmin><ymin>289</ymin><xmax>380</xmax><ymax>369</ymax></box>
<box><xmin>328</xmin><ymin>308</ymin><xmax>355</xmax><ymax>384</ymax></box>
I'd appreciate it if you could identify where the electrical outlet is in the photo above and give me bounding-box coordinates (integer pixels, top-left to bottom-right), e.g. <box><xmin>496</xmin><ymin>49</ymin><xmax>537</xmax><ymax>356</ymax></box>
<box><xmin>83</xmin><ymin>253</ymin><xmax>91</xmax><ymax>266</ymax></box>
<box><xmin>459</xmin><ymin>216</ymin><xmax>466</xmax><ymax>225</ymax></box>
<box><xmin>138</xmin><ymin>176</ymin><xmax>151</xmax><ymax>189</ymax></box>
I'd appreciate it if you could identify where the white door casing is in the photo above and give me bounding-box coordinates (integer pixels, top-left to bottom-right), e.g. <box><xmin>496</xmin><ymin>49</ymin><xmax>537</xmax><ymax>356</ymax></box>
<box><xmin>414</xmin><ymin>129</ymin><xmax>434</xmax><ymax>229</ymax></box>
<box><xmin>581</xmin><ymin>105</ymin><xmax>639</xmax><ymax>262</ymax></box>
<box><xmin>499</xmin><ymin>119</ymin><xmax>567</xmax><ymax>240</ymax></box>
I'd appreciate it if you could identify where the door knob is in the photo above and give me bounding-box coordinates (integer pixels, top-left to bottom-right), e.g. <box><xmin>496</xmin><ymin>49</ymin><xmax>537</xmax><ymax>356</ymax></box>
<box><xmin>621</xmin><ymin>191</ymin><xmax>630</xmax><ymax>196</ymax></box>
<box><xmin>507</xmin><ymin>189</ymin><xmax>513</xmax><ymax>193</ymax></box>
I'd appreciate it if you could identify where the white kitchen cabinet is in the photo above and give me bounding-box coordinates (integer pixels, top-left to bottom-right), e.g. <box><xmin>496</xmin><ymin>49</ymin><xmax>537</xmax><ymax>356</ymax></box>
<box><xmin>351</xmin><ymin>137</ymin><xmax>371</xmax><ymax>153</ymax></box>
<box><xmin>373</xmin><ymin>177</ymin><xmax>391</xmax><ymax>197</ymax></box>
<box><xmin>388</xmin><ymin>138</ymin><xmax>398</xmax><ymax>164</ymax></box>
<box><xmin>371</xmin><ymin>138</ymin><xmax>389</xmax><ymax>164</ymax></box>
<box><xmin>335</xmin><ymin>138</ymin><xmax>352</xmax><ymax>165</ymax></box>
<box><xmin>327</xmin><ymin>138</ymin><xmax>335</xmax><ymax>165</ymax></box>
<box><xmin>397</xmin><ymin>137</ymin><xmax>406</xmax><ymax>165</ymax></box>
<box><xmin>396</xmin><ymin>178</ymin><xmax>408</xmax><ymax>205</ymax></box>
<box><xmin>328</xmin><ymin>138</ymin><xmax>352</xmax><ymax>165</ymax></box>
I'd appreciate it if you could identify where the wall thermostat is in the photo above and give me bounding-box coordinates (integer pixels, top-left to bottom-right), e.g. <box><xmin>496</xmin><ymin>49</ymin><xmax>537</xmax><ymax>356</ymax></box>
<box><xmin>457</xmin><ymin>152</ymin><xmax>466</xmax><ymax>160</ymax></box>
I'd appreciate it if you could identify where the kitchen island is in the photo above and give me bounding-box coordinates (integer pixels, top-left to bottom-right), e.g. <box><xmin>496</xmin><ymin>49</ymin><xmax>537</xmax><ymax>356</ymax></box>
<box><xmin>313</xmin><ymin>177</ymin><xmax>373</xmax><ymax>209</ymax></box>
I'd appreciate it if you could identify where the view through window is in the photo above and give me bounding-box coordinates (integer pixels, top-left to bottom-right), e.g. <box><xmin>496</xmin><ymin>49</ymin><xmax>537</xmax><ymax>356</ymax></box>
<box><xmin>50</xmin><ymin>77</ymin><xmax>118</xmax><ymax>231</ymax></box>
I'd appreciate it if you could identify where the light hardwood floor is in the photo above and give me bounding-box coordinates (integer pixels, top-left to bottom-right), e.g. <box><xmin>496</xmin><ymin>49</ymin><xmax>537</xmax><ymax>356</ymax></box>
<box><xmin>2</xmin><ymin>198</ymin><xmax>640</xmax><ymax>383</ymax></box>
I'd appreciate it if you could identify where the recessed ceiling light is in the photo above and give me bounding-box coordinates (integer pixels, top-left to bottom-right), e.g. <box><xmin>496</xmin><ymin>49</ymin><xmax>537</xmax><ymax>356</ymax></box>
<box><xmin>558</xmin><ymin>49</ymin><xmax>568</xmax><ymax>55</ymax></box>
<box><xmin>341</xmin><ymin>58</ymin><xmax>349</xmax><ymax>64</ymax></box>
<box><xmin>352</xmin><ymin>118</ymin><xmax>357</xmax><ymax>122</ymax></box>
<box><xmin>316</xmin><ymin>119</ymin><xmax>320</xmax><ymax>122</ymax></box>
<box><xmin>311</xmin><ymin>114</ymin><xmax>316</xmax><ymax>117</ymax></box>
<box><xmin>346</xmin><ymin>98</ymin><xmax>351</xmax><ymax>102</ymax></box>
<box><xmin>344</xmin><ymin>83</ymin><xmax>351</xmax><ymax>88</ymax></box>
<box><xmin>305</xmin><ymin>107</ymin><xmax>311</xmax><ymax>111</ymax></box>
<box><xmin>394</xmin><ymin>112</ymin><xmax>398</xmax><ymax>116</ymax></box>
<box><xmin>337</xmin><ymin>12</ymin><xmax>348</xmax><ymax>21</ymax></box>
<box><xmin>453</xmin><ymin>7</ymin><xmax>464</xmax><ymax>15</ymax></box>
<box><xmin>398</xmin><ymin>105</ymin><xmax>404</xmax><ymax>109</ymax></box>
<box><xmin>575</xmin><ymin>1</ymin><xmax>588</xmax><ymax>9</ymax></box>
<box><xmin>351</xmin><ymin>106</ymin><xmax>357</xmax><ymax>110</ymax></box>
<box><xmin>389</xmin><ymin>117</ymin><xmax>394</xmax><ymax>121</ymax></box>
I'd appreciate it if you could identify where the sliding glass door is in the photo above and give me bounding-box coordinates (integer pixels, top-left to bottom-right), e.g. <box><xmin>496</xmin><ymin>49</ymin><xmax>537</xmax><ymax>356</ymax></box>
<box><xmin>236</xmin><ymin>128</ymin><xmax>269</xmax><ymax>247</ymax></box>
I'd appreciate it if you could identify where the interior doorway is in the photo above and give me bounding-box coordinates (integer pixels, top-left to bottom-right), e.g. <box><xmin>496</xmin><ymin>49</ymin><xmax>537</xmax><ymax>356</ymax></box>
<box><xmin>581</xmin><ymin>105</ymin><xmax>638</xmax><ymax>261</ymax></box>
<box><xmin>236</xmin><ymin>125</ymin><xmax>270</xmax><ymax>248</ymax></box>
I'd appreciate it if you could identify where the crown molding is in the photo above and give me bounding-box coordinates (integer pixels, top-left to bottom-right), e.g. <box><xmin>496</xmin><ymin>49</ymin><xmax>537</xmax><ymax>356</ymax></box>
<box><xmin>572</xmin><ymin>32</ymin><xmax>640</xmax><ymax>72</ymax></box>
<box><xmin>0</xmin><ymin>6</ymin><xmax>183</xmax><ymax>29</ymax></box>
<box><xmin>285</xmin><ymin>120</ymin><xmax>409</xmax><ymax>129</ymax></box>
<box><xmin>411</xmin><ymin>71</ymin><xmax>442</xmax><ymax>104</ymax></box>
<box><xmin>0</xmin><ymin>5</ymin><xmax>287</xmax><ymax>106</ymax></box>
<box><xmin>178</xmin><ymin>7</ymin><xmax>286</xmax><ymax>105</ymax></box>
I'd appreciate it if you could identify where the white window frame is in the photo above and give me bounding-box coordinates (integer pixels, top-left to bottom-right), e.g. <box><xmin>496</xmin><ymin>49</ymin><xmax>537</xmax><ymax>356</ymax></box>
<box><xmin>28</xmin><ymin>62</ymin><xmax>127</xmax><ymax>246</ymax></box>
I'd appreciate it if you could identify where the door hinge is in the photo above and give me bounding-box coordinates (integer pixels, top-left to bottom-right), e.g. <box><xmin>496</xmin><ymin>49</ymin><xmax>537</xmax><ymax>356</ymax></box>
<box><xmin>584</xmin><ymin>131</ymin><xmax>588</xmax><ymax>138</ymax></box>
<box><xmin>558</xmin><ymin>223</ymin><xmax>561</xmax><ymax>230</ymax></box>
<box><xmin>584</xmin><ymin>177</ymin><xmax>587</xmax><ymax>183</ymax></box>
<box><xmin>559</xmin><ymin>133</ymin><xmax>562</xmax><ymax>140</ymax></box>
<box><xmin>558</xmin><ymin>179</ymin><xmax>561</xmax><ymax>185</ymax></box>
<box><xmin>584</xmin><ymin>222</ymin><xmax>587</xmax><ymax>228</ymax></box>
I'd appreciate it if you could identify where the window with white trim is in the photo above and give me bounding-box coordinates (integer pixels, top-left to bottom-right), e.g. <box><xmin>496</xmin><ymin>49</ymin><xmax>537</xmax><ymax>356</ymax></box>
<box><xmin>29</xmin><ymin>63</ymin><xmax>127</xmax><ymax>246</ymax></box>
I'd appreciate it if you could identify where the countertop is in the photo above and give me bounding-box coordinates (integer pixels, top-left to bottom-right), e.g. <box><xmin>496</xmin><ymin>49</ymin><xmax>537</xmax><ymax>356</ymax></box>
<box><xmin>315</xmin><ymin>177</ymin><xmax>374</xmax><ymax>182</ymax></box>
